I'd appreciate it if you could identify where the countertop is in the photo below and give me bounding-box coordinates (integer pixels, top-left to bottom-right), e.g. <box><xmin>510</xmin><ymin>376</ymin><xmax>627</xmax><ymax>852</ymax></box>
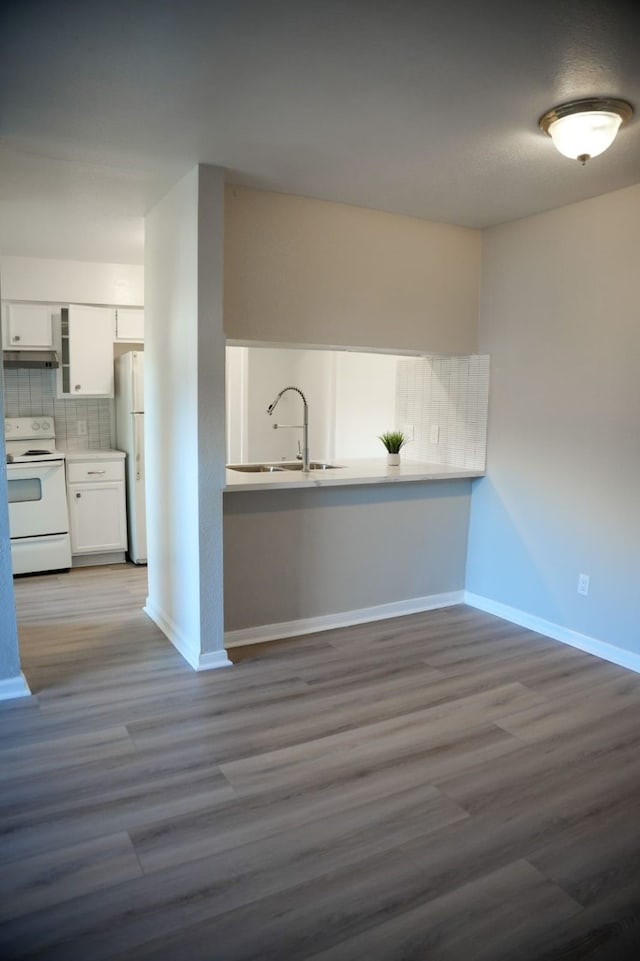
<box><xmin>224</xmin><ymin>458</ymin><xmax>484</xmax><ymax>492</ymax></box>
<box><xmin>64</xmin><ymin>449</ymin><xmax>126</xmax><ymax>461</ymax></box>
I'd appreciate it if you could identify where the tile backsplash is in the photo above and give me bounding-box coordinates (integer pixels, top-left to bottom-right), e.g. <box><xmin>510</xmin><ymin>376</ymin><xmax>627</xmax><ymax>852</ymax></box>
<box><xmin>2</xmin><ymin>368</ymin><xmax>114</xmax><ymax>450</ymax></box>
<box><xmin>396</xmin><ymin>354</ymin><xmax>490</xmax><ymax>470</ymax></box>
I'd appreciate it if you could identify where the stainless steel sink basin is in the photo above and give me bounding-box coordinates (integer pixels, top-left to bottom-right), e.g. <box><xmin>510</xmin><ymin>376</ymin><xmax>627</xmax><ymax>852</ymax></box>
<box><xmin>281</xmin><ymin>462</ymin><xmax>342</xmax><ymax>471</ymax></box>
<box><xmin>227</xmin><ymin>464</ymin><xmax>286</xmax><ymax>473</ymax></box>
<box><xmin>227</xmin><ymin>461</ymin><xmax>342</xmax><ymax>473</ymax></box>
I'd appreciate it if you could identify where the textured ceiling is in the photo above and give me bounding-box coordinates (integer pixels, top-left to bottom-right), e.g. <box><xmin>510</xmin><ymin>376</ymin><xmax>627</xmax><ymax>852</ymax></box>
<box><xmin>0</xmin><ymin>0</ymin><xmax>639</xmax><ymax>263</ymax></box>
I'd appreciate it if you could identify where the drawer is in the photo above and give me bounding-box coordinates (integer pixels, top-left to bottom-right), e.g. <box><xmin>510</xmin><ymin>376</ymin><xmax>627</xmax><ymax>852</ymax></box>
<box><xmin>67</xmin><ymin>460</ymin><xmax>124</xmax><ymax>484</ymax></box>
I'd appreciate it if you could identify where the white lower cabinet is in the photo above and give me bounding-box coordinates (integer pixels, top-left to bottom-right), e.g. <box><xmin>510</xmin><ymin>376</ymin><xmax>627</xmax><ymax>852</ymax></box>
<box><xmin>66</xmin><ymin>453</ymin><xmax>127</xmax><ymax>563</ymax></box>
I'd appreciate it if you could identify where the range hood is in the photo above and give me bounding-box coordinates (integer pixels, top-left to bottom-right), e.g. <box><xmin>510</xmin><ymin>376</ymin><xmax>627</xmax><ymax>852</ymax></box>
<box><xmin>3</xmin><ymin>350</ymin><xmax>60</xmax><ymax>370</ymax></box>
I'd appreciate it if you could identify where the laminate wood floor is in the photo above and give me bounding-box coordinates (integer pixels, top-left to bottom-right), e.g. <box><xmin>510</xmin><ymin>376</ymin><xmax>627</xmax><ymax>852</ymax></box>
<box><xmin>3</xmin><ymin>564</ymin><xmax>640</xmax><ymax>960</ymax></box>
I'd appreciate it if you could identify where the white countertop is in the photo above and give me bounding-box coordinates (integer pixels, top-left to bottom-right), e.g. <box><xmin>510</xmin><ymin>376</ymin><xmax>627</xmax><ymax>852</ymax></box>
<box><xmin>64</xmin><ymin>449</ymin><xmax>126</xmax><ymax>461</ymax></box>
<box><xmin>224</xmin><ymin>458</ymin><xmax>483</xmax><ymax>492</ymax></box>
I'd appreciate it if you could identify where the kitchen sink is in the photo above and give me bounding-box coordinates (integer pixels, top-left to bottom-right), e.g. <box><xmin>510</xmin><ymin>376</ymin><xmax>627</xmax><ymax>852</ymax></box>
<box><xmin>281</xmin><ymin>462</ymin><xmax>342</xmax><ymax>471</ymax></box>
<box><xmin>227</xmin><ymin>462</ymin><xmax>343</xmax><ymax>473</ymax></box>
<box><xmin>226</xmin><ymin>464</ymin><xmax>287</xmax><ymax>473</ymax></box>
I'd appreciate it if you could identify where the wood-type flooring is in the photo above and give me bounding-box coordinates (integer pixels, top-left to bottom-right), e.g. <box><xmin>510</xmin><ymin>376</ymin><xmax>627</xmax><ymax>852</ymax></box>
<box><xmin>2</xmin><ymin>564</ymin><xmax>640</xmax><ymax>960</ymax></box>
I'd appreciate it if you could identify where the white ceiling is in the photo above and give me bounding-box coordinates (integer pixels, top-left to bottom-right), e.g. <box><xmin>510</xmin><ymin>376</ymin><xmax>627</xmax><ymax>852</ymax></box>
<box><xmin>1</xmin><ymin>0</ymin><xmax>639</xmax><ymax>264</ymax></box>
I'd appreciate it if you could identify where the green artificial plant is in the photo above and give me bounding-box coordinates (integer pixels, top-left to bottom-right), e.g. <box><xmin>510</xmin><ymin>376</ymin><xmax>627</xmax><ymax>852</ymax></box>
<box><xmin>378</xmin><ymin>430</ymin><xmax>407</xmax><ymax>454</ymax></box>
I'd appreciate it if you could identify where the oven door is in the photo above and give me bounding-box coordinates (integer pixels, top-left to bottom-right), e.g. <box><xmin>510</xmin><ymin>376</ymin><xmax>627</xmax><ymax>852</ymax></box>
<box><xmin>6</xmin><ymin>461</ymin><xmax>69</xmax><ymax>538</ymax></box>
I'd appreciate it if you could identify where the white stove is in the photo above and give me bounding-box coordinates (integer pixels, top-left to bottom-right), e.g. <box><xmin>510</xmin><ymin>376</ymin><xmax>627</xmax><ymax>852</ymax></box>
<box><xmin>4</xmin><ymin>417</ymin><xmax>71</xmax><ymax>575</ymax></box>
<box><xmin>5</xmin><ymin>417</ymin><xmax>66</xmax><ymax>464</ymax></box>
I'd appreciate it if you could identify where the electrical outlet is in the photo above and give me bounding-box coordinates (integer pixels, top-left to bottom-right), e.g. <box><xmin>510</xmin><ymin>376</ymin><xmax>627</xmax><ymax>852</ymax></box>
<box><xmin>77</xmin><ymin>419</ymin><xmax>87</xmax><ymax>437</ymax></box>
<box><xmin>430</xmin><ymin>425</ymin><xmax>440</xmax><ymax>444</ymax></box>
<box><xmin>577</xmin><ymin>573</ymin><xmax>590</xmax><ymax>596</ymax></box>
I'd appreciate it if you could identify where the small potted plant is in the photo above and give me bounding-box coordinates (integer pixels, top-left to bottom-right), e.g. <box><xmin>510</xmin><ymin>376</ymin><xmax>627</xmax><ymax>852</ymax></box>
<box><xmin>379</xmin><ymin>430</ymin><xmax>406</xmax><ymax>466</ymax></box>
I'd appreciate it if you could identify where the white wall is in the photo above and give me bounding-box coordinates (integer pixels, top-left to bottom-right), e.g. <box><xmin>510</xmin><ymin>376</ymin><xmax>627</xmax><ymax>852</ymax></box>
<box><xmin>333</xmin><ymin>351</ymin><xmax>398</xmax><ymax>459</ymax></box>
<box><xmin>227</xmin><ymin>346</ymin><xmax>399</xmax><ymax>462</ymax></box>
<box><xmin>144</xmin><ymin>164</ymin><xmax>229</xmax><ymax>671</ymax></box>
<box><xmin>246</xmin><ymin>348</ymin><xmax>328</xmax><ymax>461</ymax></box>
<box><xmin>224</xmin><ymin>187</ymin><xmax>480</xmax><ymax>354</ymax></box>
<box><xmin>467</xmin><ymin>183</ymin><xmax>640</xmax><ymax>658</ymax></box>
<box><xmin>0</xmin><ymin>256</ymin><xmax>144</xmax><ymax>306</ymax></box>
<box><xmin>225</xmin><ymin>346</ymin><xmax>246</xmax><ymax>464</ymax></box>
<box><xmin>227</xmin><ymin>346</ymin><xmax>335</xmax><ymax>463</ymax></box>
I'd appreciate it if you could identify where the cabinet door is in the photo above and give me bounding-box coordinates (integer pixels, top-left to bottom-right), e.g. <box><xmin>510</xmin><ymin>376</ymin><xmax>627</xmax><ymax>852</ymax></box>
<box><xmin>68</xmin><ymin>482</ymin><xmax>127</xmax><ymax>554</ymax></box>
<box><xmin>5</xmin><ymin>304</ymin><xmax>54</xmax><ymax>349</ymax></box>
<box><xmin>68</xmin><ymin>305</ymin><xmax>115</xmax><ymax>396</ymax></box>
<box><xmin>115</xmin><ymin>308</ymin><xmax>144</xmax><ymax>342</ymax></box>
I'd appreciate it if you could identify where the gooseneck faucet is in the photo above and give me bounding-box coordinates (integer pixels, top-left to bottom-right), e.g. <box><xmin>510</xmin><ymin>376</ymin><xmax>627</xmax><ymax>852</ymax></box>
<box><xmin>266</xmin><ymin>386</ymin><xmax>309</xmax><ymax>471</ymax></box>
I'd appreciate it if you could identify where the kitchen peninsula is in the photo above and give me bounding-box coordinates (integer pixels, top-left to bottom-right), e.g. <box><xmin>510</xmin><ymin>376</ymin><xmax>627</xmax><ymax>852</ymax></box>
<box><xmin>225</xmin><ymin>458</ymin><xmax>482</xmax><ymax>492</ymax></box>
<box><xmin>223</xmin><ymin>460</ymin><xmax>483</xmax><ymax>647</ymax></box>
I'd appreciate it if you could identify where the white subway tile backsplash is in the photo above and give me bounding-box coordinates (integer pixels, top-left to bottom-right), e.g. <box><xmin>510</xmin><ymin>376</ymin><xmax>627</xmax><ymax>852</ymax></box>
<box><xmin>3</xmin><ymin>369</ymin><xmax>114</xmax><ymax>450</ymax></box>
<box><xmin>396</xmin><ymin>354</ymin><xmax>489</xmax><ymax>470</ymax></box>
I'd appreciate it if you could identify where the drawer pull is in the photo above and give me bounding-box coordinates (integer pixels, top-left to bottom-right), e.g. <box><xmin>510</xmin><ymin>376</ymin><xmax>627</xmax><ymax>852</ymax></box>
<box><xmin>87</xmin><ymin>470</ymin><xmax>106</xmax><ymax>475</ymax></box>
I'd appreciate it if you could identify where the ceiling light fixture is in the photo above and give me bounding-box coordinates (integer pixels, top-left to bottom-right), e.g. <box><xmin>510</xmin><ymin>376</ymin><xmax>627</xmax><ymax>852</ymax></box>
<box><xmin>539</xmin><ymin>97</ymin><xmax>633</xmax><ymax>165</ymax></box>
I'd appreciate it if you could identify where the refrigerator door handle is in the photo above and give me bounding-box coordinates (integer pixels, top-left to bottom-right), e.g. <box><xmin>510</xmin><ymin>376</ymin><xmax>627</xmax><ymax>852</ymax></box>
<box><xmin>134</xmin><ymin>416</ymin><xmax>143</xmax><ymax>481</ymax></box>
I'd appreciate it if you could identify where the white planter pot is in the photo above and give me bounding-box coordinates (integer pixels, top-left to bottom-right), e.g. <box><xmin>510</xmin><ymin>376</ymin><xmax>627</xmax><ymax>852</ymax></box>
<box><xmin>386</xmin><ymin>453</ymin><xmax>401</xmax><ymax>466</ymax></box>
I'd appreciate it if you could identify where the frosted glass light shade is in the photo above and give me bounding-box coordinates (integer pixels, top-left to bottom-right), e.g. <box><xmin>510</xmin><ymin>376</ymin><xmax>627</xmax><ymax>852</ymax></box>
<box><xmin>548</xmin><ymin>111</ymin><xmax>622</xmax><ymax>160</ymax></box>
<box><xmin>539</xmin><ymin>98</ymin><xmax>633</xmax><ymax>164</ymax></box>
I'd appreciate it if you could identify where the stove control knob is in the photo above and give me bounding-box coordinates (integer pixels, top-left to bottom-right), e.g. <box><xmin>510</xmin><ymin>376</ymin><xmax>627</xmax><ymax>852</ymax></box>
<box><xmin>41</xmin><ymin>420</ymin><xmax>50</xmax><ymax>431</ymax></box>
<box><xmin>31</xmin><ymin>420</ymin><xmax>40</xmax><ymax>430</ymax></box>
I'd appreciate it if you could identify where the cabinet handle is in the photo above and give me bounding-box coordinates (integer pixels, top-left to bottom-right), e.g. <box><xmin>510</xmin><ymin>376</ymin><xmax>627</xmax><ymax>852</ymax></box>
<box><xmin>74</xmin><ymin>385</ymin><xmax>81</xmax><ymax>391</ymax></box>
<box><xmin>13</xmin><ymin>335</ymin><xmax>20</xmax><ymax>342</ymax></box>
<box><xmin>87</xmin><ymin>470</ymin><xmax>106</xmax><ymax>475</ymax></box>
<box><xmin>76</xmin><ymin>492</ymin><xmax>81</xmax><ymax>498</ymax></box>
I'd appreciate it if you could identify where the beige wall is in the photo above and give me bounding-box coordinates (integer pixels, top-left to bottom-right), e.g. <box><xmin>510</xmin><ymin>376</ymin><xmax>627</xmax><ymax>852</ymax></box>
<box><xmin>224</xmin><ymin>187</ymin><xmax>480</xmax><ymax>354</ymax></box>
<box><xmin>467</xmin><ymin>182</ymin><xmax>640</xmax><ymax>655</ymax></box>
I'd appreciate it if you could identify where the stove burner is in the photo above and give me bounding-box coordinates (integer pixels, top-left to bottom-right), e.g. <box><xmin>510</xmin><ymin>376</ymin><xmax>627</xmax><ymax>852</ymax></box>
<box><xmin>23</xmin><ymin>449</ymin><xmax>52</xmax><ymax>456</ymax></box>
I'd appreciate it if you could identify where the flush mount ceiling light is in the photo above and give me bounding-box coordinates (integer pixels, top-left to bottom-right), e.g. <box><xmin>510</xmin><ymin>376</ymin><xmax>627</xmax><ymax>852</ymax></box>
<box><xmin>539</xmin><ymin>97</ymin><xmax>633</xmax><ymax>164</ymax></box>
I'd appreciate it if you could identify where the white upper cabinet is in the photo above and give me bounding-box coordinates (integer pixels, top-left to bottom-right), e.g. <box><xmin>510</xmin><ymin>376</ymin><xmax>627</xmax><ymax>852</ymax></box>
<box><xmin>115</xmin><ymin>307</ymin><xmax>144</xmax><ymax>342</ymax></box>
<box><xmin>3</xmin><ymin>303</ymin><xmax>55</xmax><ymax>349</ymax></box>
<box><xmin>59</xmin><ymin>305</ymin><xmax>115</xmax><ymax>397</ymax></box>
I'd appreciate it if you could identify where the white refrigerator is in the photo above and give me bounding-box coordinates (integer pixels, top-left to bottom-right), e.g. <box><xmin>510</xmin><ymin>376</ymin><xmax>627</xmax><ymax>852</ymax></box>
<box><xmin>114</xmin><ymin>350</ymin><xmax>147</xmax><ymax>564</ymax></box>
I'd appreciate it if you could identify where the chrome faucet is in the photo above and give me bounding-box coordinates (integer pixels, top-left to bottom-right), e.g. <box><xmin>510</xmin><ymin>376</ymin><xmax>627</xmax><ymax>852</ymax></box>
<box><xmin>266</xmin><ymin>386</ymin><xmax>310</xmax><ymax>471</ymax></box>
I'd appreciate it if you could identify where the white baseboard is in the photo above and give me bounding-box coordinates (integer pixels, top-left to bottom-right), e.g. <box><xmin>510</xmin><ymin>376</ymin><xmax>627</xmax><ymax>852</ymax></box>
<box><xmin>464</xmin><ymin>591</ymin><xmax>640</xmax><ymax>675</ymax></box>
<box><xmin>144</xmin><ymin>599</ymin><xmax>232</xmax><ymax>672</ymax></box>
<box><xmin>198</xmin><ymin>649</ymin><xmax>234</xmax><ymax>671</ymax></box>
<box><xmin>224</xmin><ymin>590</ymin><xmax>465</xmax><ymax>649</ymax></box>
<box><xmin>0</xmin><ymin>672</ymin><xmax>32</xmax><ymax>701</ymax></box>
